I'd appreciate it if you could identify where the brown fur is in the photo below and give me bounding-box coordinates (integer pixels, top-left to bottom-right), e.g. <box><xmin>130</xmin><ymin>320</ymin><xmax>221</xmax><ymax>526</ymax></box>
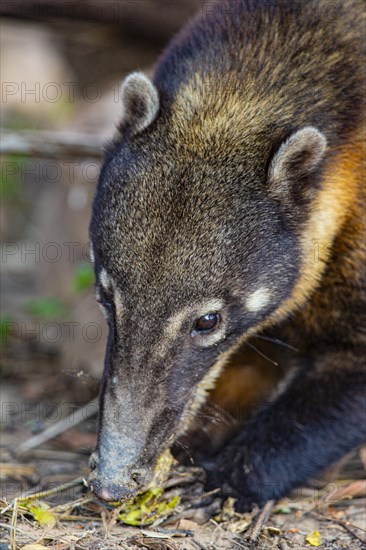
<box><xmin>89</xmin><ymin>0</ymin><xmax>366</xmax><ymax>509</ymax></box>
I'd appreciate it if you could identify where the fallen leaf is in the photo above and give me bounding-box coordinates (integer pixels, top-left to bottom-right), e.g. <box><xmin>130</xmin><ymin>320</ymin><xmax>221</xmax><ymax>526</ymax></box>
<box><xmin>24</xmin><ymin>500</ymin><xmax>57</xmax><ymax>529</ymax></box>
<box><xmin>267</xmin><ymin>526</ymin><xmax>281</xmax><ymax>535</ymax></box>
<box><xmin>177</xmin><ymin>519</ymin><xmax>199</xmax><ymax>531</ymax></box>
<box><xmin>118</xmin><ymin>488</ymin><xmax>179</xmax><ymax>526</ymax></box>
<box><xmin>228</xmin><ymin>519</ymin><xmax>251</xmax><ymax>534</ymax></box>
<box><xmin>306</xmin><ymin>530</ymin><xmax>323</xmax><ymax>546</ymax></box>
<box><xmin>332</xmin><ymin>480</ymin><xmax>366</xmax><ymax>501</ymax></box>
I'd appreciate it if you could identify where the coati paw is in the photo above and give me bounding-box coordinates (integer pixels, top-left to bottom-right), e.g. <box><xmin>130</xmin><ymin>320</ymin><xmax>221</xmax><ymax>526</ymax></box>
<box><xmin>204</xmin><ymin>448</ymin><xmax>270</xmax><ymax>513</ymax></box>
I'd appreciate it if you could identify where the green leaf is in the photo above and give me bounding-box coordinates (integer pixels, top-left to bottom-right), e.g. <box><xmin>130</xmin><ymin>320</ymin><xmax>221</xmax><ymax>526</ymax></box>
<box><xmin>274</xmin><ymin>506</ymin><xmax>292</xmax><ymax>514</ymax></box>
<box><xmin>114</xmin><ymin>450</ymin><xmax>179</xmax><ymax>527</ymax></box>
<box><xmin>24</xmin><ymin>297</ymin><xmax>68</xmax><ymax>319</ymax></box>
<box><xmin>73</xmin><ymin>262</ymin><xmax>95</xmax><ymax>293</ymax></box>
<box><xmin>24</xmin><ymin>500</ymin><xmax>56</xmax><ymax>529</ymax></box>
<box><xmin>118</xmin><ymin>492</ymin><xmax>180</xmax><ymax>526</ymax></box>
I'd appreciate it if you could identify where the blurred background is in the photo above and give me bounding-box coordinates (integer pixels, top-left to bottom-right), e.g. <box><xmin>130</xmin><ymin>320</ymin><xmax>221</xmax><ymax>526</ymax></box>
<box><xmin>1</xmin><ymin>0</ymin><xmax>201</xmax><ymax>489</ymax></box>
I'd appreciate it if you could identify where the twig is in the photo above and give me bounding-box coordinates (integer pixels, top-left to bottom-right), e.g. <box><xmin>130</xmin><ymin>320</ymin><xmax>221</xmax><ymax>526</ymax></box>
<box><xmin>0</xmin><ymin>521</ymin><xmax>38</xmax><ymax>537</ymax></box>
<box><xmin>10</xmin><ymin>497</ymin><xmax>18</xmax><ymax>550</ymax></box>
<box><xmin>57</xmin><ymin>514</ymin><xmax>103</xmax><ymax>521</ymax></box>
<box><xmin>191</xmin><ymin>540</ymin><xmax>209</xmax><ymax>550</ymax></box>
<box><xmin>309</xmin><ymin>510</ymin><xmax>366</xmax><ymax>545</ymax></box>
<box><xmin>2</xmin><ymin>477</ymin><xmax>85</xmax><ymax>511</ymax></box>
<box><xmin>209</xmin><ymin>518</ymin><xmax>249</xmax><ymax>549</ymax></box>
<box><xmin>248</xmin><ymin>500</ymin><xmax>275</xmax><ymax>542</ymax></box>
<box><xmin>14</xmin><ymin>397</ymin><xmax>98</xmax><ymax>455</ymax></box>
<box><xmin>48</xmin><ymin>494</ymin><xmax>94</xmax><ymax>513</ymax></box>
<box><xmin>25</xmin><ymin>449</ymin><xmax>89</xmax><ymax>461</ymax></box>
<box><xmin>0</xmin><ymin>129</ymin><xmax>103</xmax><ymax>159</ymax></box>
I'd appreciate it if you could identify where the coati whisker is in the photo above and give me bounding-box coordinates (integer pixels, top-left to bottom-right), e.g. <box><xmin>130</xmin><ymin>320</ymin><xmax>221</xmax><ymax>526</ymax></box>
<box><xmin>253</xmin><ymin>334</ymin><xmax>299</xmax><ymax>352</ymax></box>
<box><xmin>187</xmin><ymin>410</ymin><xmax>233</xmax><ymax>426</ymax></box>
<box><xmin>173</xmin><ymin>438</ymin><xmax>195</xmax><ymax>465</ymax></box>
<box><xmin>244</xmin><ymin>341</ymin><xmax>279</xmax><ymax>367</ymax></box>
<box><xmin>203</xmin><ymin>401</ymin><xmax>237</xmax><ymax>423</ymax></box>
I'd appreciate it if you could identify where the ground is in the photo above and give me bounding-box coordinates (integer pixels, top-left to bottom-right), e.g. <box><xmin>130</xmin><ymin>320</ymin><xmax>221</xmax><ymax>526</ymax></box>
<box><xmin>1</xmin><ymin>373</ymin><xmax>365</xmax><ymax>549</ymax></box>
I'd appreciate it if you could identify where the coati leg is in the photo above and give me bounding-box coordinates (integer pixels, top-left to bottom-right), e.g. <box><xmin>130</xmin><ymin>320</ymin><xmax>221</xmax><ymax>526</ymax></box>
<box><xmin>209</xmin><ymin>349</ymin><xmax>366</xmax><ymax>511</ymax></box>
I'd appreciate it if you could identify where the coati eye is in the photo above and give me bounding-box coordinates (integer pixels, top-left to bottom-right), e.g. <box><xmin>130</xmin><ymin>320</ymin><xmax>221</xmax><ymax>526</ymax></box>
<box><xmin>192</xmin><ymin>313</ymin><xmax>220</xmax><ymax>335</ymax></box>
<box><xmin>96</xmin><ymin>287</ymin><xmax>113</xmax><ymax>316</ymax></box>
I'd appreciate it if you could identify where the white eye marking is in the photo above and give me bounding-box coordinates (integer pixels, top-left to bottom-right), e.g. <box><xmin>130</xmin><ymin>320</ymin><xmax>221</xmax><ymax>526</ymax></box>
<box><xmin>99</xmin><ymin>268</ymin><xmax>110</xmax><ymax>291</ymax></box>
<box><xmin>164</xmin><ymin>299</ymin><xmax>224</xmax><ymax>340</ymax></box>
<box><xmin>98</xmin><ymin>302</ymin><xmax>109</xmax><ymax>319</ymax></box>
<box><xmin>113</xmin><ymin>288</ymin><xmax>124</xmax><ymax>317</ymax></box>
<box><xmin>89</xmin><ymin>242</ymin><xmax>95</xmax><ymax>264</ymax></box>
<box><xmin>246</xmin><ymin>287</ymin><xmax>271</xmax><ymax>312</ymax></box>
<box><xmin>96</xmin><ymin>269</ymin><xmax>125</xmax><ymax>319</ymax></box>
<box><xmin>164</xmin><ymin>306</ymin><xmax>193</xmax><ymax>340</ymax></box>
<box><xmin>158</xmin><ymin>299</ymin><xmax>226</xmax><ymax>356</ymax></box>
<box><xmin>95</xmin><ymin>286</ymin><xmax>101</xmax><ymax>302</ymax></box>
<box><xmin>96</xmin><ymin>269</ymin><xmax>112</xmax><ymax>319</ymax></box>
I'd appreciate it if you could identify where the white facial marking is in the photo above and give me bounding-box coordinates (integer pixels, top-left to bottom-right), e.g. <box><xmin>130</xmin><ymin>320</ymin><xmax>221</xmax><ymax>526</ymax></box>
<box><xmin>89</xmin><ymin>242</ymin><xmax>95</xmax><ymax>264</ymax></box>
<box><xmin>164</xmin><ymin>299</ymin><xmax>224</xmax><ymax>339</ymax></box>
<box><xmin>97</xmin><ymin>269</ymin><xmax>112</xmax><ymax>319</ymax></box>
<box><xmin>97</xmin><ymin>301</ymin><xmax>109</xmax><ymax>320</ymax></box>
<box><xmin>99</xmin><ymin>268</ymin><xmax>110</xmax><ymax>291</ymax></box>
<box><xmin>113</xmin><ymin>288</ymin><xmax>124</xmax><ymax>317</ymax></box>
<box><xmin>164</xmin><ymin>307</ymin><xmax>191</xmax><ymax>340</ymax></box>
<box><xmin>154</xmin><ymin>299</ymin><xmax>225</xmax><ymax>358</ymax></box>
<box><xmin>246</xmin><ymin>287</ymin><xmax>271</xmax><ymax>312</ymax></box>
<box><xmin>97</xmin><ymin>269</ymin><xmax>124</xmax><ymax>319</ymax></box>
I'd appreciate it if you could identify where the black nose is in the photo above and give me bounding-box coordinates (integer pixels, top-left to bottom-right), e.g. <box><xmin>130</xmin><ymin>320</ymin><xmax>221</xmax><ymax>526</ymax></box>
<box><xmin>89</xmin><ymin>477</ymin><xmax>138</xmax><ymax>503</ymax></box>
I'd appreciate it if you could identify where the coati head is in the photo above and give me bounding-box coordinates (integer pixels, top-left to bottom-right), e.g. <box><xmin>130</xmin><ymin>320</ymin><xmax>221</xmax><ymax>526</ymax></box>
<box><xmin>88</xmin><ymin>72</ymin><xmax>327</xmax><ymax>502</ymax></box>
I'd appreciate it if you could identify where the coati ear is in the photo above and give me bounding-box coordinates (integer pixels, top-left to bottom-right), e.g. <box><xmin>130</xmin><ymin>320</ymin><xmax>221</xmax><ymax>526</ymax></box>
<box><xmin>120</xmin><ymin>72</ymin><xmax>160</xmax><ymax>135</ymax></box>
<box><xmin>268</xmin><ymin>127</ymin><xmax>327</xmax><ymax>216</ymax></box>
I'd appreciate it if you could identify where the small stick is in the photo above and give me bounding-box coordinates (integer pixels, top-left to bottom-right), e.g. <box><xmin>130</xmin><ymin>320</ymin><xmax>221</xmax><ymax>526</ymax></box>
<box><xmin>10</xmin><ymin>497</ymin><xmax>18</xmax><ymax>550</ymax></box>
<box><xmin>14</xmin><ymin>397</ymin><xmax>98</xmax><ymax>455</ymax></box>
<box><xmin>26</xmin><ymin>449</ymin><xmax>88</xmax><ymax>461</ymax></box>
<box><xmin>5</xmin><ymin>476</ymin><xmax>85</xmax><ymax>509</ymax></box>
<box><xmin>309</xmin><ymin>510</ymin><xmax>366</xmax><ymax>545</ymax></box>
<box><xmin>0</xmin><ymin>129</ymin><xmax>103</xmax><ymax>160</ymax></box>
<box><xmin>191</xmin><ymin>540</ymin><xmax>209</xmax><ymax>550</ymax></box>
<box><xmin>49</xmin><ymin>494</ymin><xmax>95</xmax><ymax>513</ymax></box>
<box><xmin>56</xmin><ymin>514</ymin><xmax>103</xmax><ymax>521</ymax></box>
<box><xmin>249</xmin><ymin>500</ymin><xmax>275</xmax><ymax>542</ymax></box>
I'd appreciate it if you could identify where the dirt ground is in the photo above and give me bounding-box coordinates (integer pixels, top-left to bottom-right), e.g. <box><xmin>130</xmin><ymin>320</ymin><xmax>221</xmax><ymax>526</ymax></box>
<box><xmin>1</xmin><ymin>381</ymin><xmax>365</xmax><ymax>550</ymax></box>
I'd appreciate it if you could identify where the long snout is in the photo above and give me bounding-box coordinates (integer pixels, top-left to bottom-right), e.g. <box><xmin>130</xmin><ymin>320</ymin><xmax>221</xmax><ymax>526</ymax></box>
<box><xmin>89</xmin><ymin>342</ymin><xmax>182</xmax><ymax>503</ymax></box>
<box><xmin>89</xmin><ymin>428</ymin><xmax>151</xmax><ymax>502</ymax></box>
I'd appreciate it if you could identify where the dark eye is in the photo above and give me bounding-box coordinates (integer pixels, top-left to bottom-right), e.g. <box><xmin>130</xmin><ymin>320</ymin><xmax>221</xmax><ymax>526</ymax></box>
<box><xmin>97</xmin><ymin>287</ymin><xmax>113</xmax><ymax>313</ymax></box>
<box><xmin>193</xmin><ymin>312</ymin><xmax>220</xmax><ymax>334</ymax></box>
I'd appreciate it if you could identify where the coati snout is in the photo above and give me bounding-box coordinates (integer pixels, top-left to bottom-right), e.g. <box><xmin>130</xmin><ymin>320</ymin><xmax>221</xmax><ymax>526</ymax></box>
<box><xmin>89</xmin><ymin>0</ymin><xmax>365</xmax><ymax>509</ymax></box>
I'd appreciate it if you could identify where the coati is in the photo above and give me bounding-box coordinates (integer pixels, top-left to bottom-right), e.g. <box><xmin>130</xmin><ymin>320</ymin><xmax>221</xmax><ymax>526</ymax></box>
<box><xmin>88</xmin><ymin>0</ymin><xmax>366</xmax><ymax>511</ymax></box>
